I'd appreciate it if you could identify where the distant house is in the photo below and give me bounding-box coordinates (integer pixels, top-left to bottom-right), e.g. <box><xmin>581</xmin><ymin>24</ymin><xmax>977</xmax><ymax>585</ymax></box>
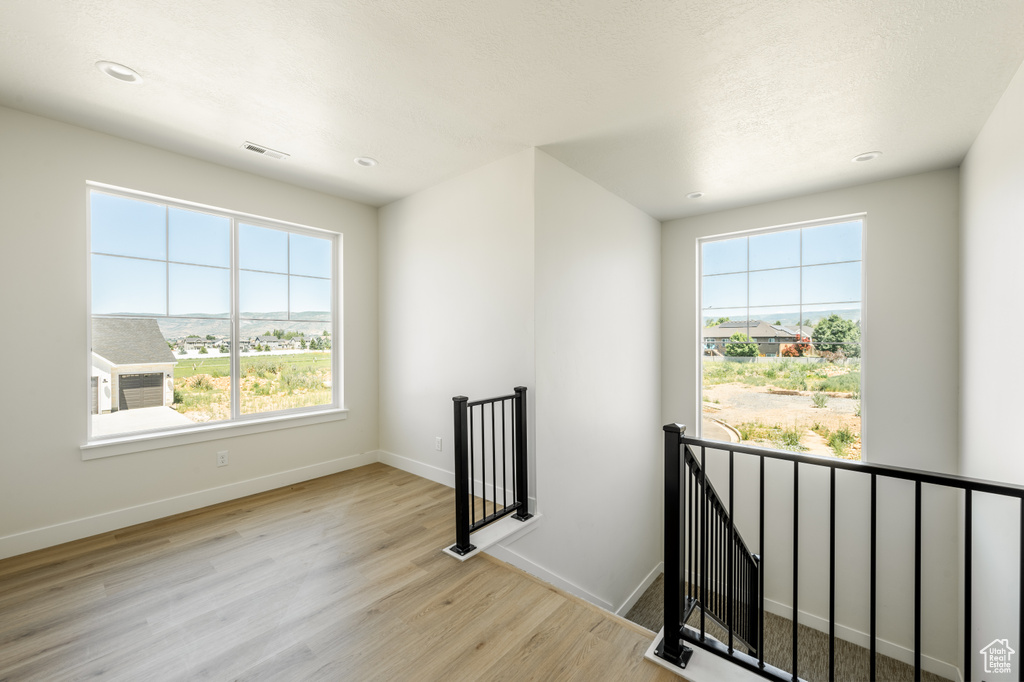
<box><xmin>702</xmin><ymin>320</ymin><xmax>803</xmax><ymax>356</ymax></box>
<box><xmin>254</xmin><ymin>335</ymin><xmax>282</xmax><ymax>349</ymax></box>
<box><xmin>181</xmin><ymin>336</ymin><xmax>206</xmax><ymax>350</ymax></box>
<box><xmin>91</xmin><ymin>318</ymin><xmax>176</xmax><ymax>413</ymax></box>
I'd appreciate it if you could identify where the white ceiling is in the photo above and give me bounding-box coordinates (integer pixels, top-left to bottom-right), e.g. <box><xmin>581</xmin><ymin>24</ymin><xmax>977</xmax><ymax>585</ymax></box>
<box><xmin>1</xmin><ymin>0</ymin><xmax>1023</xmax><ymax>220</ymax></box>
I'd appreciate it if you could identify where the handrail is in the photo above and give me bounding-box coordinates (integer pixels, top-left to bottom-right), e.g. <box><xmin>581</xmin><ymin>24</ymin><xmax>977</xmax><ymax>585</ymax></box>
<box><xmin>449</xmin><ymin>387</ymin><xmax>531</xmax><ymax>556</ymax></box>
<box><xmin>677</xmin><ymin>433</ymin><xmax>1024</xmax><ymax>497</ymax></box>
<box><xmin>681</xmin><ymin>443</ymin><xmax>760</xmax><ymax>653</ymax></box>
<box><xmin>656</xmin><ymin>423</ymin><xmax>1024</xmax><ymax>682</ymax></box>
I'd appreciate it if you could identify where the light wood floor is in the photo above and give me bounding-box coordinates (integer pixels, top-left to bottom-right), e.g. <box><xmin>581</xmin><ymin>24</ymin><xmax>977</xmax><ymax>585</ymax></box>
<box><xmin>0</xmin><ymin>463</ymin><xmax>677</xmax><ymax>681</ymax></box>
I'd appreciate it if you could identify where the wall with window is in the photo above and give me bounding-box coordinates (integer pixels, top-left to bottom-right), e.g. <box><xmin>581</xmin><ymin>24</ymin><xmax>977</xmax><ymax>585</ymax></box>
<box><xmin>662</xmin><ymin>169</ymin><xmax>961</xmax><ymax>676</ymax></box>
<box><xmin>961</xmin><ymin>57</ymin><xmax>1024</xmax><ymax>674</ymax></box>
<box><xmin>0</xmin><ymin>106</ymin><xmax>379</xmax><ymax>558</ymax></box>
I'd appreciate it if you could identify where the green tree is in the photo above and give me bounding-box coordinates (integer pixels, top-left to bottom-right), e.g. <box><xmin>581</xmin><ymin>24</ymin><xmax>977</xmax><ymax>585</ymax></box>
<box><xmin>205</xmin><ymin>334</ymin><xmax>215</xmax><ymax>341</ymax></box>
<box><xmin>199</xmin><ymin>346</ymin><xmax>208</xmax><ymax>354</ymax></box>
<box><xmin>723</xmin><ymin>332</ymin><xmax>758</xmax><ymax>357</ymax></box>
<box><xmin>812</xmin><ymin>314</ymin><xmax>861</xmax><ymax>357</ymax></box>
<box><xmin>300</xmin><ymin>338</ymin><xmax>307</xmax><ymax>350</ymax></box>
<box><xmin>219</xmin><ymin>344</ymin><xmax>229</xmax><ymax>353</ymax></box>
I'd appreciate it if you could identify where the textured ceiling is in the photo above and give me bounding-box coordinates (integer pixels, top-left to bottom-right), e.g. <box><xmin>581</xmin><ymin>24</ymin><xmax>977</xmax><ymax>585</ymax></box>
<box><xmin>1</xmin><ymin>0</ymin><xmax>1023</xmax><ymax>220</ymax></box>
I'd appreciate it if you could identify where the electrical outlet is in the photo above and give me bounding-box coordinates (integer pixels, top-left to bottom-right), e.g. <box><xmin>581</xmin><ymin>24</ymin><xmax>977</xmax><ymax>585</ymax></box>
<box><xmin>435</xmin><ymin>437</ymin><xmax>442</xmax><ymax>451</ymax></box>
<box><xmin>217</xmin><ymin>451</ymin><xmax>228</xmax><ymax>467</ymax></box>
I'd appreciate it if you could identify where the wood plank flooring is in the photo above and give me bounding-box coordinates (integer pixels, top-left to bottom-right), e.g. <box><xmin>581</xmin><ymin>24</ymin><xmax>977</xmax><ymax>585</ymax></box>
<box><xmin>0</xmin><ymin>463</ymin><xmax>676</xmax><ymax>681</ymax></box>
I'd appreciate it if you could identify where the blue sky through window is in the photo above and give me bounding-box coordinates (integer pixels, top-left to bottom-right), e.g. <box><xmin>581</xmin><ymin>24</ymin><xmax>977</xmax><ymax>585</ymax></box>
<box><xmin>701</xmin><ymin>220</ymin><xmax>862</xmax><ymax>322</ymax></box>
<box><xmin>90</xmin><ymin>192</ymin><xmax>332</xmax><ymax>319</ymax></box>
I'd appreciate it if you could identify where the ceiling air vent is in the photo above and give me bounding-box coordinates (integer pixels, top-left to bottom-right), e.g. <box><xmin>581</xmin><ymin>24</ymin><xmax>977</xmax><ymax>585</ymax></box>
<box><xmin>241</xmin><ymin>141</ymin><xmax>289</xmax><ymax>160</ymax></box>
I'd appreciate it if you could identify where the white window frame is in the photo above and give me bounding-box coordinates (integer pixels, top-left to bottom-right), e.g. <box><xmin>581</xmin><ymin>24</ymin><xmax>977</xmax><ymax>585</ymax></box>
<box><xmin>696</xmin><ymin>213</ymin><xmax>866</xmax><ymax>455</ymax></box>
<box><xmin>83</xmin><ymin>182</ymin><xmax>345</xmax><ymax>459</ymax></box>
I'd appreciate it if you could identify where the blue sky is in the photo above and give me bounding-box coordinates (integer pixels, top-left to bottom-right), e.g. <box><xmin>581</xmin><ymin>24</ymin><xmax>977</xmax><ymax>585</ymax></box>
<box><xmin>702</xmin><ymin>221</ymin><xmax>862</xmax><ymax>321</ymax></box>
<box><xmin>91</xmin><ymin>192</ymin><xmax>332</xmax><ymax>318</ymax></box>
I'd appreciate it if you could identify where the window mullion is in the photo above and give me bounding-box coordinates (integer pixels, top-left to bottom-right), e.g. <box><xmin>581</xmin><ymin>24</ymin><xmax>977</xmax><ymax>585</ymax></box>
<box><xmin>231</xmin><ymin>218</ymin><xmax>241</xmax><ymax>421</ymax></box>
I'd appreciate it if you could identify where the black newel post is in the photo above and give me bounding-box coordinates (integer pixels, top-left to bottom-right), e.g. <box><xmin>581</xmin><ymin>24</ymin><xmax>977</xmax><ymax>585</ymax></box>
<box><xmin>450</xmin><ymin>396</ymin><xmax>476</xmax><ymax>556</ymax></box>
<box><xmin>660</xmin><ymin>423</ymin><xmax>692</xmax><ymax>667</ymax></box>
<box><xmin>513</xmin><ymin>386</ymin><xmax>532</xmax><ymax>521</ymax></box>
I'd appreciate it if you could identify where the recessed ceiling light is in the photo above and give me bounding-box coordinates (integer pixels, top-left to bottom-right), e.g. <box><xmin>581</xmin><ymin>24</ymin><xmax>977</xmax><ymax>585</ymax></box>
<box><xmin>852</xmin><ymin>151</ymin><xmax>882</xmax><ymax>163</ymax></box>
<box><xmin>686</xmin><ymin>191</ymin><xmax>704</xmax><ymax>199</ymax></box>
<box><xmin>354</xmin><ymin>156</ymin><xmax>378</xmax><ymax>167</ymax></box>
<box><xmin>95</xmin><ymin>60</ymin><xmax>142</xmax><ymax>83</ymax></box>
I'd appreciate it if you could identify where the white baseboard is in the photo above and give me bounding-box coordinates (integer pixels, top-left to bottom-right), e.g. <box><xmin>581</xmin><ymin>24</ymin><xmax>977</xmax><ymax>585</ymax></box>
<box><xmin>0</xmin><ymin>451</ymin><xmax>377</xmax><ymax>560</ymax></box>
<box><xmin>376</xmin><ymin>450</ymin><xmax>455</xmax><ymax>488</ymax></box>
<box><xmin>617</xmin><ymin>561</ymin><xmax>664</xmax><ymax>616</ymax></box>
<box><xmin>762</xmin><ymin>597</ymin><xmax>961</xmax><ymax>682</ymax></box>
<box><xmin>485</xmin><ymin>542</ymin><xmax>615</xmax><ymax>612</ymax></box>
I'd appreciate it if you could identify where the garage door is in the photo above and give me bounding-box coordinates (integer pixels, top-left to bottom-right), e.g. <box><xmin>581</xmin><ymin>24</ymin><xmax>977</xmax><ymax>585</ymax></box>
<box><xmin>118</xmin><ymin>373</ymin><xmax>163</xmax><ymax>410</ymax></box>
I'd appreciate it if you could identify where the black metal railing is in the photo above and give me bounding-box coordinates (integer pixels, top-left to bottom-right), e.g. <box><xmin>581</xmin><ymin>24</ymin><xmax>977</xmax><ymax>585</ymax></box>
<box><xmin>449</xmin><ymin>387</ymin><xmax>531</xmax><ymax>556</ymax></box>
<box><xmin>656</xmin><ymin>423</ymin><xmax>1024</xmax><ymax>682</ymax></box>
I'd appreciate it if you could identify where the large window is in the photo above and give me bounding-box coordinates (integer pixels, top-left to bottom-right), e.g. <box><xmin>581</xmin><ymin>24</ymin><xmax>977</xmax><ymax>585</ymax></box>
<box><xmin>88</xmin><ymin>186</ymin><xmax>339</xmax><ymax>441</ymax></box>
<box><xmin>700</xmin><ymin>218</ymin><xmax>863</xmax><ymax>460</ymax></box>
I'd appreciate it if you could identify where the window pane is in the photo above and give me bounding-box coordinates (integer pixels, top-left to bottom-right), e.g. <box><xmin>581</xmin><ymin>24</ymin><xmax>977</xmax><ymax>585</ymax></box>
<box><xmin>802</xmin><ymin>262</ymin><xmax>861</xmax><ymax>304</ymax></box>
<box><xmin>165</xmin><ymin>320</ymin><xmax>232</xmax><ymax>425</ymax></box>
<box><xmin>290</xmin><ymin>276</ymin><xmax>331</xmax><ymax>320</ymax></box>
<box><xmin>290</xmin><ymin>233</ymin><xmax>332</xmax><ymax>278</ymax></box>
<box><xmin>749</xmin><ymin>268</ymin><xmax>800</xmax><ymax>307</ymax></box>
<box><xmin>92</xmin><ymin>254</ymin><xmax>166</xmax><ymax>315</ymax></box>
<box><xmin>702</xmin><ymin>237</ymin><xmax>746</xmax><ymax>275</ymax></box>
<box><xmin>703</xmin><ymin>273</ymin><xmax>747</xmax><ymax>309</ymax></box>
<box><xmin>169</xmin><ymin>264</ymin><xmax>230</xmax><ymax>317</ymax></box>
<box><xmin>805</xmin><ymin>304</ymin><xmax>862</xmax><ymax>359</ymax></box>
<box><xmin>746</xmin><ymin>305</ymin><xmax>803</xmax><ymax>332</ymax></box>
<box><xmin>749</xmin><ymin>230</ymin><xmax>800</xmax><ymax>271</ymax></box>
<box><xmin>240</xmin><ymin>224</ymin><xmax>288</xmax><ymax>273</ymax></box>
<box><xmin>240</xmin><ymin>322</ymin><xmax>333</xmax><ymax>416</ymax></box>
<box><xmin>239</xmin><ymin>271</ymin><xmax>288</xmax><ymax>318</ymax></box>
<box><xmin>802</xmin><ymin>221</ymin><xmax>862</xmax><ymax>265</ymax></box>
<box><xmin>702</xmin><ymin>307</ymin><xmax>748</xmax><ymax>330</ymax></box>
<box><xmin>169</xmin><ymin>208</ymin><xmax>230</xmax><ymax>267</ymax></box>
<box><xmin>702</xmin><ymin>221</ymin><xmax>862</xmax><ymax>462</ymax></box>
<box><xmin>91</xmin><ymin>192</ymin><xmax>166</xmax><ymax>260</ymax></box>
<box><xmin>802</xmin><ymin>303</ymin><xmax>862</xmax><ymax>328</ymax></box>
<box><xmin>90</xmin><ymin>316</ymin><xmax>198</xmax><ymax>437</ymax></box>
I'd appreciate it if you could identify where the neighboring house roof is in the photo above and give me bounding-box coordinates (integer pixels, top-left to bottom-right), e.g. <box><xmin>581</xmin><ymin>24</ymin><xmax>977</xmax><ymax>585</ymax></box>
<box><xmin>92</xmin><ymin>318</ymin><xmax>176</xmax><ymax>365</ymax></box>
<box><xmin>255</xmin><ymin>335</ymin><xmax>280</xmax><ymax>343</ymax></box>
<box><xmin>702</xmin><ymin>320</ymin><xmax>800</xmax><ymax>340</ymax></box>
<box><xmin>778</xmin><ymin>325</ymin><xmax>814</xmax><ymax>339</ymax></box>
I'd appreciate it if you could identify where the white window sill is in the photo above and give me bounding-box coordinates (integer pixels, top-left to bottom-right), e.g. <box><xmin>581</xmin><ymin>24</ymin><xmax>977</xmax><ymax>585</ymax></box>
<box><xmin>81</xmin><ymin>408</ymin><xmax>348</xmax><ymax>460</ymax></box>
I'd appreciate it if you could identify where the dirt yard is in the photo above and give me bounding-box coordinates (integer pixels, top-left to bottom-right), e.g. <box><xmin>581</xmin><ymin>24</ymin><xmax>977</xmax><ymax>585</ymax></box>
<box><xmin>702</xmin><ymin>382</ymin><xmax>861</xmax><ymax>459</ymax></box>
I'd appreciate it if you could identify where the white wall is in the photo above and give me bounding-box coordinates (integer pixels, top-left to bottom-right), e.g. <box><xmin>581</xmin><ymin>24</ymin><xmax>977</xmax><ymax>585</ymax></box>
<box><xmin>961</xmin><ymin>57</ymin><xmax>1024</xmax><ymax>677</ymax></box>
<box><xmin>505</xmin><ymin>151</ymin><xmax>663</xmax><ymax>610</ymax></box>
<box><xmin>377</xmin><ymin>149</ymin><xmax>536</xmax><ymax>483</ymax></box>
<box><xmin>0</xmin><ymin>106</ymin><xmax>379</xmax><ymax>557</ymax></box>
<box><xmin>662</xmin><ymin>170</ymin><xmax>962</xmax><ymax>676</ymax></box>
<box><xmin>378</xmin><ymin>149</ymin><xmax>663</xmax><ymax>610</ymax></box>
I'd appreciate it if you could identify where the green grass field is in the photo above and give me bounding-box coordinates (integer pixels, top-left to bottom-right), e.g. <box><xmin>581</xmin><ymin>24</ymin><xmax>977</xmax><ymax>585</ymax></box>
<box><xmin>174</xmin><ymin>352</ymin><xmax>332</xmax><ymax>379</ymax></box>
<box><xmin>703</xmin><ymin>359</ymin><xmax>860</xmax><ymax>395</ymax></box>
